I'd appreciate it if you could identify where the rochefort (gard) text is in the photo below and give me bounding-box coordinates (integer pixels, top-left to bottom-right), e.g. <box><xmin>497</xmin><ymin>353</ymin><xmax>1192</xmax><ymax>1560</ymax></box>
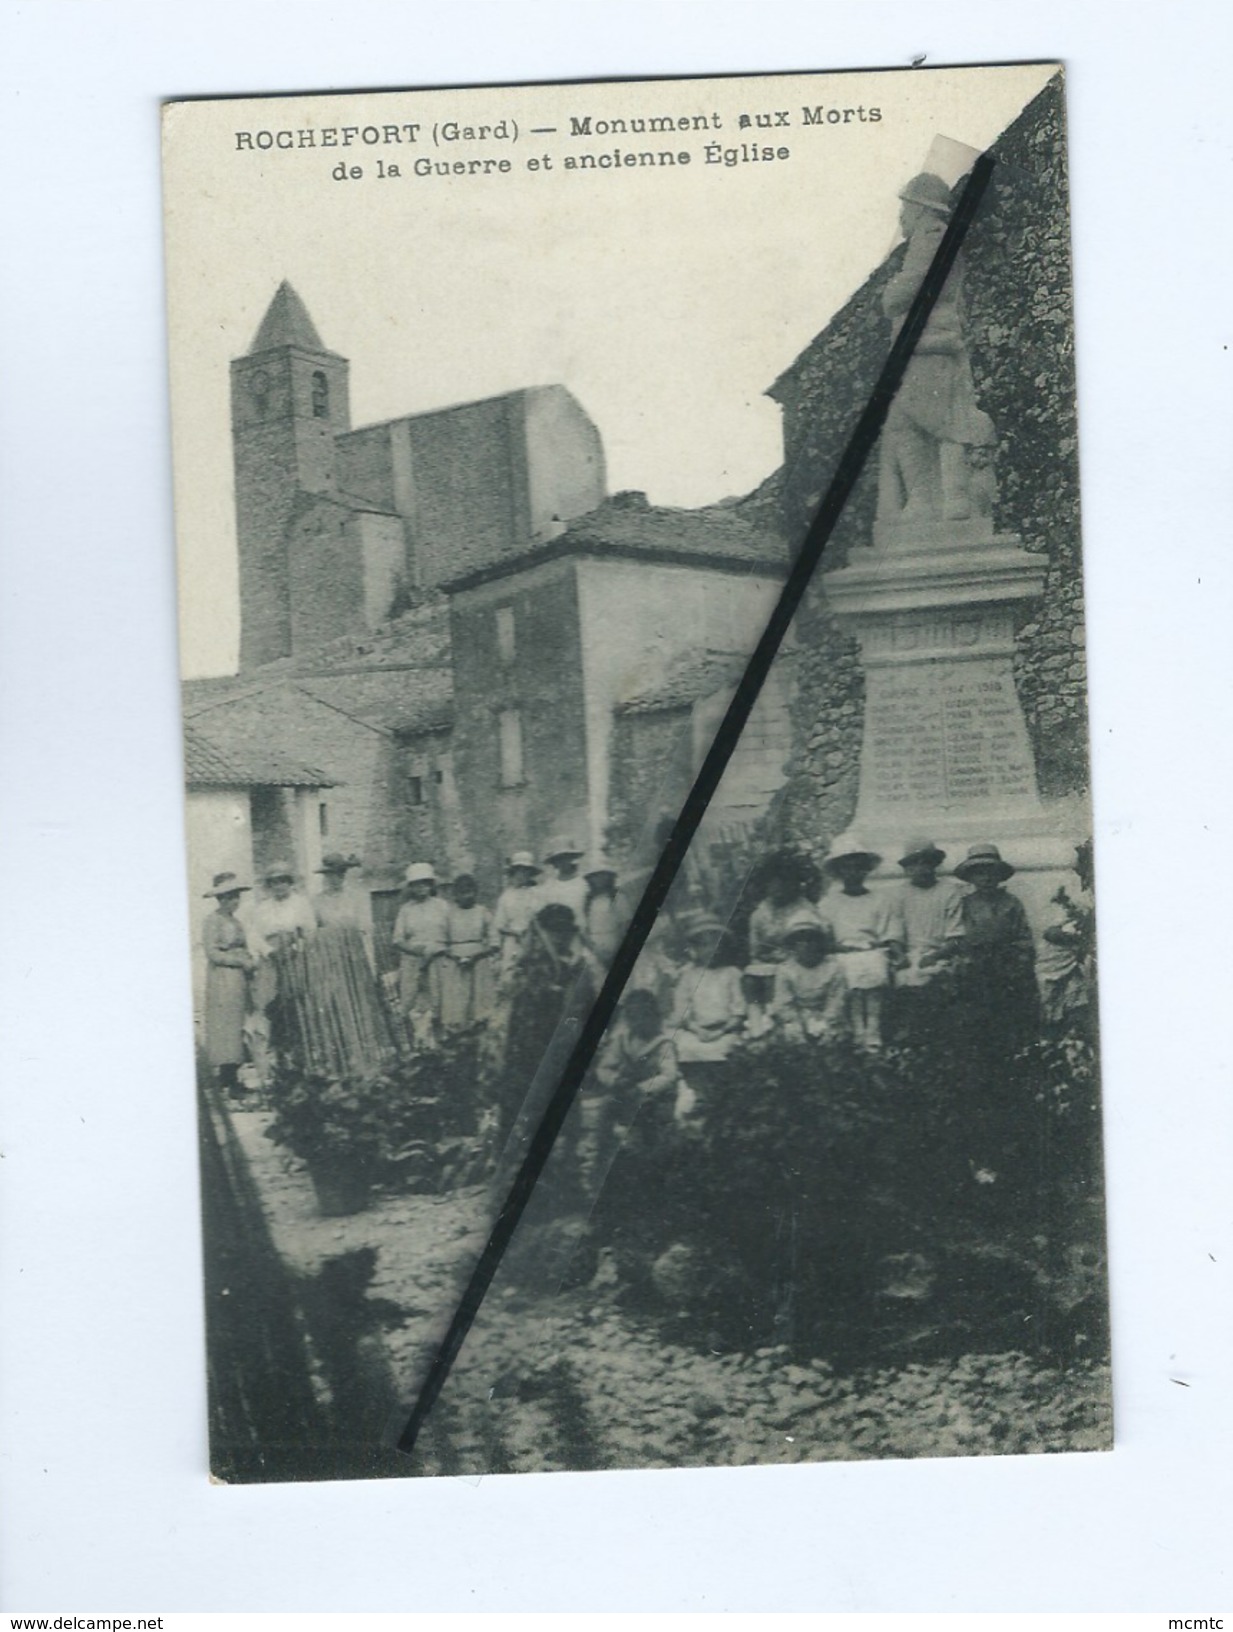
<box><xmin>231</xmin><ymin>103</ymin><xmax>884</xmax><ymax>183</ymax></box>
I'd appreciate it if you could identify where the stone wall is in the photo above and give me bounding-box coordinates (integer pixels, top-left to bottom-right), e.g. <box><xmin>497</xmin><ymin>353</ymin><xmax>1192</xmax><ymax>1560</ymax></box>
<box><xmin>764</xmin><ymin>74</ymin><xmax>1087</xmax><ymax>856</ymax></box>
<box><xmin>606</xmin><ymin>705</ymin><xmax>695</xmax><ymax>862</ymax></box>
<box><xmin>447</xmin><ymin>563</ymin><xmax>591</xmax><ymax>897</ymax></box>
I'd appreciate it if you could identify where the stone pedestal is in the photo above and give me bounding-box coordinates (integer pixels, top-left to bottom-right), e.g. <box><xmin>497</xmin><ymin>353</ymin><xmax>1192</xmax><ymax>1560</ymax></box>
<box><xmin>825</xmin><ymin>531</ymin><xmax>1080</xmax><ymax>927</ymax></box>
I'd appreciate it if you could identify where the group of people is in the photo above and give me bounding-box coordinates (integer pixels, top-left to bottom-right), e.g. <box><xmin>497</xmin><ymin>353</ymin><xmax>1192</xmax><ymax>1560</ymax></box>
<box><xmin>202</xmin><ymin>827</ymin><xmax>1094</xmax><ymax>1139</ymax></box>
<box><xmin>597</xmin><ymin>833</ymin><xmax>1065</xmax><ymax>1112</ymax></box>
<box><xmin>389</xmin><ymin>835</ymin><xmax>623</xmax><ymax>1051</ymax></box>
<box><xmin>201</xmin><ymin>851</ymin><xmax>395</xmax><ymax>1096</ymax></box>
<box><xmin>199</xmin><ymin>835</ymin><xmax>623</xmax><ymax>1099</ymax></box>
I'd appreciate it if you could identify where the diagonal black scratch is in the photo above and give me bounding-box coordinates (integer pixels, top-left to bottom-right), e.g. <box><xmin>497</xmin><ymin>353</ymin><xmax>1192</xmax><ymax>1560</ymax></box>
<box><xmin>396</xmin><ymin>150</ymin><xmax>997</xmax><ymax>1457</ymax></box>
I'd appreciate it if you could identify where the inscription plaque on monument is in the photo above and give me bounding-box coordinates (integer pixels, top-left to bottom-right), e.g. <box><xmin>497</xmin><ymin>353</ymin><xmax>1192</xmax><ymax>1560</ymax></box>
<box><xmin>827</xmin><ymin>538</ymin><xmax>1050</xmax><ymax>851</ymax></box>
<box><xmin>863</xmin><ymin>661</ymin><xmax>1038</xmax><ymax>818</ymax></box>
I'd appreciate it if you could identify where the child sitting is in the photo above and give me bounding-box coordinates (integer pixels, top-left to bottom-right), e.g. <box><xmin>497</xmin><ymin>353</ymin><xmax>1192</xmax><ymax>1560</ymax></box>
<box><xmin>668</xmin><ymin>912</ymin><xmax>747</xmax><ymax>1064</ymax></box>
<box><xmin>591</xmin><ymin>987</ymin><xmax>692</xmax><ymax>1174</ymax></box>
<box><xmin>816</xmin><ymin>834</ymin><xmax>905</xmax><ymax>1053</ymax></box>
<box><xmin>770</xmin><ymin>910</ymin><xmax>848</xmax><ymax>1043</ymax></box>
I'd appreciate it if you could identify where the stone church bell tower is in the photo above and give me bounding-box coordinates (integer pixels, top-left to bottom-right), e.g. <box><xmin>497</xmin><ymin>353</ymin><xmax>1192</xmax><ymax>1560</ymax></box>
<box><xmin>230</xmin><ymin>282</ymin><xmax>351</xmax><ymax>670</ymax></box>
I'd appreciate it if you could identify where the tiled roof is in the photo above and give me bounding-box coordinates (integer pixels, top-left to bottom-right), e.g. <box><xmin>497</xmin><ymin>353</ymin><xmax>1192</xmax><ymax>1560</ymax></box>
<box><xmin>184</xmin><ymin>724</ymin><xmax>332</xmax><ymax>788</ymax></box>
<box><xmin>184</xmin><ymin>662</ymin><xmax>453</xmax><ymax>747</ymax></box>
<box><xmin>558</xmin><ymin>494</ymin><xmax>790</xmax><ymax>571</ymax></box>
<box><xmin>616</xmin><ymin>649</ymin><xmax>747</xmax><ymax>715</ymax></box>
<box><xmin>182</xmin><ymin>603</ymin><xmax>451</xmax><ymax>701</ymax></box>
<box><xmin>295</xmin><ymin>670</ymin><xmax>453</xmax><ymax>735</ymax></box>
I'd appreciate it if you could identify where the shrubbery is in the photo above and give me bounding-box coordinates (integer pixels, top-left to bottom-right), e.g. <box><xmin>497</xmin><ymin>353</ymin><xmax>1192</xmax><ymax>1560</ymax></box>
<box><xmin>262</xmin><ymin>975</ymin><xmax>1104</xmax><ymax>1365</ymax></box>
<box><xmin>588</xmin><ymin>1021</ymin><xmax>1104</xmax><ymax>1365</ymax></box>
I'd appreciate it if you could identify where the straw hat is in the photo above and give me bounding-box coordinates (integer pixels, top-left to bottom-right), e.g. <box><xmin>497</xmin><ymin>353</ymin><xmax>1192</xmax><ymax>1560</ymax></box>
<box><xmin>681</xmin><ymin>912</ymin><xmax>732</xmax><ymax>945</ymax></box>
<box><xmin>507</xmin><ymin>850</ymin><xmax>540</xmax><ymax>874</ymax></box>
<box><xmin>204</xmin><ymin>871</ymin><xmax>250</xmax><ymax>898</ymax></box>
<box><xmin>403</xmin><ymin>861</ymin><xmax>437</xmax><ymax>886</ymax></box>
<box><xmin>584</xmin><ymin>854</ymin><xmax>617</xmax><ymax>879</ymax></box>
<box><xmin>823</xmin><ymin>834</ymin><xmax>882</xmax><ymax>872</ymax></box>
<box><xmin>263</xmin><ymin>860</ymin><xmax>296</xmax><ymax>883</ymax></box>
<box><xmin>315</xmin><ymin>851</ymin><xmax>359</xmax><ymax>875</ymax></box>
<box><xmin>953</xmin><ymin>842</ymin><xmax>1015</xmax><ymax>884</ymax></box>
<box><xmin>543</xmin><ymin>833</ymin><xmax>585</xmax><ymax>863</ymax></box>
<box><xmin>899</xmin><ymin>837</ymin><xmax>946</xmax><ymax>869</ymax></box>
<box><xmin>782</xmin><ymin>907</ymin><xmax>828</xmax><ymax>942</ymax></box>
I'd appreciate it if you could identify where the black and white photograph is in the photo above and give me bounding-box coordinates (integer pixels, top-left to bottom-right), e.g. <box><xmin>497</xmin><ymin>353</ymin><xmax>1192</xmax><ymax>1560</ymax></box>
<box><xmin>162</xmin><ymin>62</ymin><xmax>1112</xmax><ymax>1483</ymax></box>
<box><xmin>7</xmin><ymin>0</ymin><xmax>1233</xmax><ymax>1614</ymax></box>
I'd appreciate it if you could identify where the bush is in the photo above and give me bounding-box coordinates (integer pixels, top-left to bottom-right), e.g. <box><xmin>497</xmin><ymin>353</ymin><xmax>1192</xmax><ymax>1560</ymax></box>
<box><xmin>591</xmin><ymin>1021</ymin><xmax>1104</xmax><ymax>1363</ymax></box>
<box><xmin>265</xmin><ymin>1033</ymin><xmax>491</xmax><ymax>1192</ymax></box>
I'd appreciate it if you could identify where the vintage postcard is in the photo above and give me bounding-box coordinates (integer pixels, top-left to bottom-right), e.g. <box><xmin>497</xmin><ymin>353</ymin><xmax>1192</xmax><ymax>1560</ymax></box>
<box><xmin>163</xmin><ymin>62</ymin><xmax>1109</xmax><ymax>1482</ymax></box>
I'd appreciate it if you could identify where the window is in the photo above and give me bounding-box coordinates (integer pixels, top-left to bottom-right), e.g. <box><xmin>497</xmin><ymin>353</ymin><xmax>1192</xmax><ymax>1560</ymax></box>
<box><xmin>248</xmin><ymin>367</ymin><xmax>270</xmax><ymax>418</ymax></box>
<box><xmin>498</xmin><ymin>710</ymin><xmax>524</xmax><ymax>788</ymax></box>
<box><xmin>318</xmin><ymin>801</ymin><xmax>329</xmax><ymax>837</ymax></box>
<box><xmin>407</xmin><ymin>775</ymin><xmax>424</xmax><ymax>808</ymax></box>
<box><xmin>311</xmin><ymin>370</ymin><xmax>329</xmax><ymax>419</ymax></box>
<box><xmin>496</xmin><ymin>605</ymin><xmax>516</xmax><ymax>663</ymax></box>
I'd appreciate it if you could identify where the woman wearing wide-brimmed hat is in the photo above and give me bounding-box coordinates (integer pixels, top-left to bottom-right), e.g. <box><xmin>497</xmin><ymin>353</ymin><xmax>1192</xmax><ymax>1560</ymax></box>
<box><xmin>392</xmin><ymin>861</ymin><xmax>450</xmax><ymax>1047</ymax></box>
<box><xmin>201</xmin><ymin>872</ymin><xmax>255</xmax><ymax>1096</ymax></box>
<box><xmin>582</xmin><ymin>854</ymin><xmax>623</xmax><ymax>964</ymax></box>
<box><xmin>500</xmin><ymin>901</ymin><xmax>602</xmax><ymax>1144</ymax></box>
<box><xmin>311</xmin><ymin>852</ymin><xmax>364</xmax><ymax>929</ymax></box>
<box><xmin>952</xmin><ymin>843</ymin><xmax>1039</xmax><ymax>1056</ymax></box>
<box><xmin>251</xmin><ymin>860</ymin><xmax>317</xmax><ymax>954</ymax></box>
<box><xmin>294</xmin><ymin>853</ymin><xmax>400</xmax><ymax>1078</ymax></box>
<box><xmin>437</xmin><ymin>870</ymin><xmax>497</xmax><ymax>1036</ymax></box>
<box><xmin>893</xmin><ymin>837</ymin><xmax>968</xmax><ymax>989</ymax></box>
<box><xmin>239</xmin><ymin>861</ymin><xmax>318</xmax><ymax>1081</ymax></box>
<box><xmin>491</xmin><ymin>851</ymin><xmax>542</xmax><ymax>991</ymax></box>
<box><xmin>1038</xmin><ymin>839</ymin><xmax>1096</xmax><ymax>1036</ymax></box>
<box><xmin>537</xmin><ymin>833</ymin><xmax>590</xmax><ymax>922</ymax></box>
<box><xmin>816</xmin><ymin>834</ymin><xmax>905</xmax><ymax>1053</ymax></box>
<box><xmin>247</xmin><ymin>861</ymin><xmax>318</xmax><ymax>1065</ymax></box>
<box><xmin>746</xmin><ymin>848</ymin><xmax>822</xmax><ymax>966</ymax></box>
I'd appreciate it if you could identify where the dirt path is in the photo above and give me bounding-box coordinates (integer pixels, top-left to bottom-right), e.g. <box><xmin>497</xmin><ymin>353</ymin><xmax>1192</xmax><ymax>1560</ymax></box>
<box><xmin>231</xmin><ymin>1109</ymin><xmax>1111</xmax><ymax>1478</ymax></box>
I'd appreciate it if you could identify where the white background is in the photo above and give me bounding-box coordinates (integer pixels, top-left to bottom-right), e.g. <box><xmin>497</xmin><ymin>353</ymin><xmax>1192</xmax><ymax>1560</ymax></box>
<box><xmin>1</xmin><ymin>0</ymin><xmax>1230</xmax><ymax>1613</ymax></box>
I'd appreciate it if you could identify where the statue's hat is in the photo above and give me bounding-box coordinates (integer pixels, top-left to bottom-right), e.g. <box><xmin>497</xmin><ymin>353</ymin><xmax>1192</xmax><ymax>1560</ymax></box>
<box><xmin>898</xmin><ymin>171</ymin><xmax>953</xmax><ymax>215</ymax></box>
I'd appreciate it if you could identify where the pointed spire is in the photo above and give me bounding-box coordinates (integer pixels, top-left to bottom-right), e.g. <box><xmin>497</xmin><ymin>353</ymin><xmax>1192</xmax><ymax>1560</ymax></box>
<box><xmin>249</xmin><ymin>281</ymin><xmax>326</xmax><ymax>355</ymax></box>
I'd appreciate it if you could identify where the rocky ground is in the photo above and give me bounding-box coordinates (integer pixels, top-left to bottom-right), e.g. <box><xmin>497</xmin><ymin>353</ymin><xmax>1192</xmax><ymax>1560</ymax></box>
<box><xmin>231</xmin><ymin>1107</ymin><xmax>1112</xmax><ymax>1478</ymax></box>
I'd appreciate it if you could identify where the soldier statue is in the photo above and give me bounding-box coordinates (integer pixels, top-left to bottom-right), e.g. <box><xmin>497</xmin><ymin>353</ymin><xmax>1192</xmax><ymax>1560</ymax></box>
<box><xmin>876</xmin><ymin>171</ymin><xmax>997</xmax><ymax>533</ymax></box>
